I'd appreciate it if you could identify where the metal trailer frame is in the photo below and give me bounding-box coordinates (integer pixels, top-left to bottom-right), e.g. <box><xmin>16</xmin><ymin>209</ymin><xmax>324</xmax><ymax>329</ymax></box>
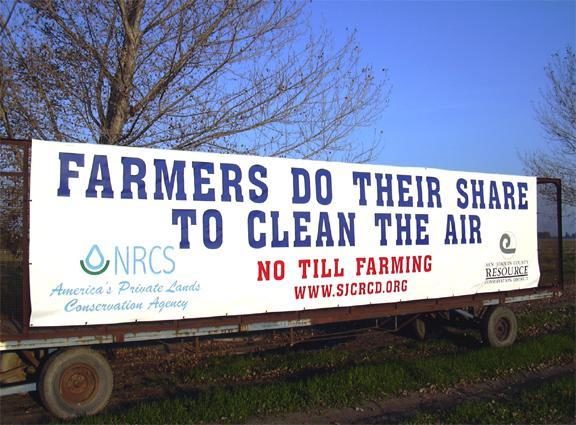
<box><xmin>0</xmin><ymin>139</ymin><xmax>565</xmax><ymax>403</ymax></box>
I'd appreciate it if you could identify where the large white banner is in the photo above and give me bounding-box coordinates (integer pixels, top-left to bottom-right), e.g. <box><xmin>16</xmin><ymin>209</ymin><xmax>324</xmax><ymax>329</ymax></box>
<box><xmin>28</xmin><ymin>140</ymin><xmax>540</xmax><ymax>327</ymax></box>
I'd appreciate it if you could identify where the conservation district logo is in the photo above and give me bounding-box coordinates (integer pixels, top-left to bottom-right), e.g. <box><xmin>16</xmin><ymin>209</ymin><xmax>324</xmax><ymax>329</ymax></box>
<box><xmin>499</xmin><ymin>232</ymin><xmax>517</xmax><ymax>255</ymax></box>
<box><xmin>484</xmin><ymin>232</ymin><xmax>528</xmax><ymax>284</ymax></box>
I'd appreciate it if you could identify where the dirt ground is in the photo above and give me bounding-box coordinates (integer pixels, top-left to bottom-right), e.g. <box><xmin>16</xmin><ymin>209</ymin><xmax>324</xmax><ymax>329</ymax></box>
<box><xmin>249</xmin><ymin>364</ymin><xmax>575</xmax><ymax>424</ymax></box>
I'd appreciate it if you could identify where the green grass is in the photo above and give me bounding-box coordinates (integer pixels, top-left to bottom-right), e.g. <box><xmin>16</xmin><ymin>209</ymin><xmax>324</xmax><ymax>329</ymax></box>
<box><xmin>164</xmin><ymin>305</ymin><xmax>571</xmax><ymax>388</ymax></box>
<box><xmin>407</xmin><ymin>374</ymin><xmax>575</xmax><ymax>424</ymax></box>
<box><xmin>519</xmin><ymin>304</ymin><xmax>574</xmax><ymax>334</ymax></box>
<box><xmin>183</xmin><ymin>348</ymin><xmax>350</xmax><ymax>385</ymax></box>
<box><xmin>76</xmin><ymin>318</ymin><xmax>575</xmax><ymax>424</ymax></box>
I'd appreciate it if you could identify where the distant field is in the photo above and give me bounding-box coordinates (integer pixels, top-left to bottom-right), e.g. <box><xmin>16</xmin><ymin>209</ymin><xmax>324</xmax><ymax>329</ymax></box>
<box><xmin>538</xmin><ymin>239</ymin><xmax>575</xmax><ymax>286</ymax></box>
<box><xmin>0</xmin><ymin>249</ymin><xmax>17</xmax><ymax>262</ymax></box>
<box><xmin>562</xmin><ymin>239</ymin><xmax>575</xmax><ymax>283</ymax></box>
<box><xmin>0</xmin><ymin>250</ymin><xmax>22</xmax><ymax>318</ymax></box>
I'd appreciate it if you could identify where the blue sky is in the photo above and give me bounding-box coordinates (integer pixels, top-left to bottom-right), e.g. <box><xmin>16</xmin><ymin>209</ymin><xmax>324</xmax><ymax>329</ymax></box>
<box><xmin>311</xmin><ymin>0</ymin><xmax>575</xmax><ymax>176</ymax></box>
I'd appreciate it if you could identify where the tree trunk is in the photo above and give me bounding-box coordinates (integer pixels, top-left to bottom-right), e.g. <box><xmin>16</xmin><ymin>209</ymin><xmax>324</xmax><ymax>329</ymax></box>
<box><xmin>99</xmin><ymin>0</ymin><xmax>144</xmax><ymax>145</ymax></box>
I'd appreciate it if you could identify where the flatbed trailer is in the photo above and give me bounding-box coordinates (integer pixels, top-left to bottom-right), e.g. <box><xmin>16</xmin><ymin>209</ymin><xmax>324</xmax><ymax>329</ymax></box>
<box><xmin>0</xmin><ymin>139</ymin><xmax>565</xmax><ymax>419</ymax></box>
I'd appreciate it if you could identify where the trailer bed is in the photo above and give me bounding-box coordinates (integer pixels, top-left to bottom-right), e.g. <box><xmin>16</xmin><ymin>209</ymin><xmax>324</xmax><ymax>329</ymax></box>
<box><xmin>0</xmin><ymin>285</ymin><xmax>561</xmax><ymax>351</ymax></box>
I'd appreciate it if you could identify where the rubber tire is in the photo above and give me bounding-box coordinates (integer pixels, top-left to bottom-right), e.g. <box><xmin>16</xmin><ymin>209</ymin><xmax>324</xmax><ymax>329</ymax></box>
<box><xmin>38</xmin><ymin>348</ymin><xmax>113</xmax><ymax>419</ymax></box>
<box><xmin>411</xmin><ymin>316</ymin><xmax>428</xmax><ymax>341</ymax></box>
<box><xmin>481</xmin><ymin>306</ymin><xmax>518</xmax><ymax>348</ymax></box>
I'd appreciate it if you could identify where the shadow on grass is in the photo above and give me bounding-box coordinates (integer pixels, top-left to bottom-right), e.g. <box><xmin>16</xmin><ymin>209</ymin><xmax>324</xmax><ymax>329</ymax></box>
<box><xmin>397</xmin><ymin>319</ymin><xmax>484</xmax><ymax>350</ymax></box>
<box><xmin>434</xmin><ymin>326</ymin><xmax>483</xmax><ymax>350</ymax></box>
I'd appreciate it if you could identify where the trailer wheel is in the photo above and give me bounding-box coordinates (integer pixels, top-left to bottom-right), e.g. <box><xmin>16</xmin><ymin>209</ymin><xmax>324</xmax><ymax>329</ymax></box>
<box><xmin>411</xmin><ymin>316</ymin><xmax>428</xmax><ymax>340</ymax></box>
<box><xmin>481</xmin><ymin>306</ymin><xmax>517</xmax><ymax>348</ymax></box>
<box><xmin>38</xmin><ymin>348</ymin><xmax>113</xmax><ymax>419</ymax></box>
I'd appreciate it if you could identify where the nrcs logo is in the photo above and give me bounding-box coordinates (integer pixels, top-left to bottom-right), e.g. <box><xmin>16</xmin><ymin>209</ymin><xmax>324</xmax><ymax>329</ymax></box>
<box><xmin>80</xmin><ymin>245</ymin><xmax>110</xmax><ymax>275</ymax></box>
<box><xmin>80</xmin><ymin>244</ymin><xmax>176</xmax><ymax>276</ymax></box>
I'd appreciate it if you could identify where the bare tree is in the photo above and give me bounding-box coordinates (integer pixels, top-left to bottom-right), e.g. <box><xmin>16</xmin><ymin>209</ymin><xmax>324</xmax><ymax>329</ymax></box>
<box><xmin>0</xmin><ymin>0</ymin><xmax>387</xmax><ymax>161</ymax></box>
<box><xmin>0</xmin><ymin>141</ymin><xmax>25</xmax><ymax>256</ymax></box>
<box><xmin>525</xmin><ymin>47</ymin><xmax>576</xmax><ymax>206</ymax></box>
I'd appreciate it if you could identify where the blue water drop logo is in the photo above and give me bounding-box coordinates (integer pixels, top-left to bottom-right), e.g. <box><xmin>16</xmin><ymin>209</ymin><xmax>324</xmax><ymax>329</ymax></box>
<box><xmin>80</xmin><ymin>244</ymin><xmax>110</xmax><ymax>275</ymax></box>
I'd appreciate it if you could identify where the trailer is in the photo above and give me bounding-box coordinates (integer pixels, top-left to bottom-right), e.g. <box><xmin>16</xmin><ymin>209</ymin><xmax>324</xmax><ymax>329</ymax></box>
<box><xmin>0</xmin><ymin>138</ymin><xmax>564</xmax><ymax>419</ymax></box>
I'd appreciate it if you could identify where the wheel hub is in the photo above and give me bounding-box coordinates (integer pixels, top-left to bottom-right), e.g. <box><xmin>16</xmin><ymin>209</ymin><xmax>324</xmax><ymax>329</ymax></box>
<box><xmin>60</xmin><ymin>364</ymin><xmax>98</xmax><ymax>404</ymax></box>
<box><xmin>495</xmin><ymin>317</ymin><xmax>511</xmax><ymax>341</ymax></box>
